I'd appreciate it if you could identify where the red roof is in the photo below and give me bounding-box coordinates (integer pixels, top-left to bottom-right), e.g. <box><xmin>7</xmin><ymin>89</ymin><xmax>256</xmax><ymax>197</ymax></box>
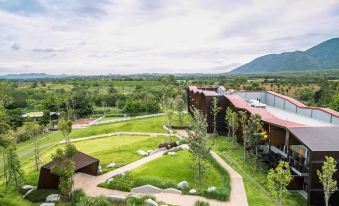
<box><xmin>188</xmin><ymin>86</ymin><xmax>219</xmax><ymax>97</ymax></box>
<box><xmin>226</xmin><ymin>95</ymin><xmax>304</xmax><ymax>128</ymax></box>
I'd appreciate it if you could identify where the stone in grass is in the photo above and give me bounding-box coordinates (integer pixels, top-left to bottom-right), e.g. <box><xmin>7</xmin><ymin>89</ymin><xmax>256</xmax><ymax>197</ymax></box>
<box><xmin>137</xmin><ymin>150</ymin><xmax>148</xmax><ymax>156</ymax></box>
<box><xmin>180</xmin><ymin>144</ymin><xmax>190</xmax><ymax>150</ymax></box>
<box><xmin>168</xmin><ymin>151</ymin><xmax>176</xmax><ymax>156</ymax></box>
<box><xmin>189</xmin><ymin>189</ymin><xmax>197</xmax><ymax>194</ymax></box>
<box><xmin>106</xmin><ymin>194</ymin><xmax>126</xmax><ymax>202</ymax></box>
<box><xmin>163</xmin><ymin>188</ymin><xmax>182</xmax><ymax>194</ymax></box>
<box><xmin>106</xmin><ymin>178</ymin><xmax>113</xmax><ymax>184</ymax></box>
<box><xmin>106</xmin><ymin>162</ymin><xmax>116</xmax><ymax>168</ymax></box>
<box><xmin>98</xmin><ymin>165</ymin><xmax>102</xmax><ymax>173</ymax></box>
<box><xmin>46</xmin><ymin>194</ymin><xmax>60</xmax><ymax>202</ymax></box>
<box><xmin>40</xmin><ymin>203</ymin><xmax>55</xmax><ymax>206</ymax></box>
<box><xmin>23</xmin><ymin>188</ymin><xmax>35</xmax><ymax>198</ymax></box>
<box><xmin>22</xmin><ymin>185</ymin><xmax>35</xmax><ymax>190</ymax></box>
<box><xmin>145</xmin><ymin>198</ymin><xmax>159</xmax><ymax>206</ymax></box>
<box><xmin>131</xmin><ymin>185</ymin><xmax>162</xmax><ymax>194</ymax></box>
<box><xmin>177</xmin><ymin>181</ymin><xmax>189</xmax><ymax>189</ymax></box>
<box><xmin>207</xmin><ymin>186</ymin><xmax>216</xmax><ymax>192</ymax></box>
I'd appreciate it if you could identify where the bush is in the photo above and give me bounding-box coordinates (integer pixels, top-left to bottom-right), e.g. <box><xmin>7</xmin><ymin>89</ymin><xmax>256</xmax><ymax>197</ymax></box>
<box><xmin>107</xmin><ymin>173</ymin><xmax>134</xmax><ymax>191</ymax></box>
<box><xmin>133</xmin><ymin>177</ymin><xmax>177</xmax><ymax>189</ymax></box>
<box><xmin>125</xmin><ymin>195</ymin><xmax>156</xmax><ymax>206</ymax></box>
<box><xmin>76</xmin><ymin>196</ymin><xmax>110</xmax><ymax>206</ymax></box>
<box><xmin>25</xmin><ymin>189</ymin><xmax>58</xmax><ymax>202</ymax></box>
<box><xmin>71</xmin><ymin>189</ymin><xmax>86</xmax><ymax>206</ymax></box>
<box><xmin>195</xmin><ymin>200</ymin><xmax>210</xmax><ymax>206</ymax></box>
<box><xmin>201</xmin><ymin>187</ymin><xmax>230</xmax><ymax>201</ymax></box>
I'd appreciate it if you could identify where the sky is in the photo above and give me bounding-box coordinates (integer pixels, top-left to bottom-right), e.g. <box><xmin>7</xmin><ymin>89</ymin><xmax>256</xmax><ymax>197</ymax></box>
<box><xmin>0</xmin><ymin>0</ymin><xmax>339</xmax><ymax>75</ymax></box>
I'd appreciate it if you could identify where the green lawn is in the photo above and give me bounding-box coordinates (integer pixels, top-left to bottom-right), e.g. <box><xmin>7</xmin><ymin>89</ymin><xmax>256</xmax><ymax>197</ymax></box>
<box><xmin>23</xmin><ymin>135</ymin><xmax>177</xmax><ymax>173</ymax></box>
<box><xmin>99</xmin><ymin>150</ymin><xmax>230</xmax><ymax>201</ymax></box>
<box><xmin>211</xmin><ymin>136</ymin><xmax>307</xmax><ymax>206</ymax></box>
<box><xmin>131</xmin><ymin>150</ymin><xmax>227</xmax><ymax>190</ymax></box>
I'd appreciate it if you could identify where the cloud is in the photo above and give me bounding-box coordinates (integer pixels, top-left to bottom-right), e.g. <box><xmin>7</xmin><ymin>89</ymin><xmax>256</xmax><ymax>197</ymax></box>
<box><xmin>0</xmin><ymin>0</ymin><xmax>338</xmax><ymax>74</ymax></box>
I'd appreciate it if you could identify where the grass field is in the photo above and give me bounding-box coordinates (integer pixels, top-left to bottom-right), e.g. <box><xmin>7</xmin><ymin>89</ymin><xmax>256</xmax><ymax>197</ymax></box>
<box><xmin>211</xmin><ymin>136</ymin><xmax>306</xmax><ymax>206</ymax></box>
<box><xmin>131</xmin><ymin>150</ymin><xmax>228</xmax><ymax>191</ymax></box>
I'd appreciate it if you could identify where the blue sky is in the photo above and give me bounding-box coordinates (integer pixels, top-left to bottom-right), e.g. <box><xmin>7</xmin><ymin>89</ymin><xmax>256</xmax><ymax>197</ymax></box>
<box><xmin>0</xmin><ymin>0</ymin><xmax>338</xmax><ymax>75</ymax></box>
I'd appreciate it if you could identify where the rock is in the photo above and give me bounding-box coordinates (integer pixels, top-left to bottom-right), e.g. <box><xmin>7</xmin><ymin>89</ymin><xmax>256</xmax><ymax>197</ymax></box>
<box><xmin>180</xmin><ymin>144</ymin><xmax>190</xmax><ymax>150</ymax></box>
<box><xmin>98</xmin><ymin>165</ymin><xmax>102</xmax><ymax>173</ymax></box>
<box><xmin>106</xmin><ymin>162</ymin><xmax>116</xmax><ymax>168</ymax></box>
<box><xmin>163</xmin><ymin>188</ymin><xmax>182</xmax><ymax>194</ymax></box>
<box><xmin>106</xmin><ymin>178</ymin><xmax>113</xmax><ymax>184</ymax></box>
<box><xmin>177</xmin><ymin>181</ymin><xmax>189</xmax><ymax>189</ymax></box>
<box><xmin>40</xmin><ymin>203</ymin><xmax>55</xmax><ymax>206</ymax></box>
<box><xmin>22</xmin><ymin>185</ymin><xmax>35</xmax><ymax>190</ymax></box>
<box><xmin>106</xmin><ymin>194</ymin><xmax>126</xmax><ymax>202</ymax></box>
<box><xmin>46</xmin><ymin>194</ymin><xmax>60</xmax><ymax>202</ymax></box>
<box><xmin>145</xmin><ymin>198</ymin><xmax>159</xmax><ymax>206</ymax></box>
<box><xmin>23</xmin><ymin>188</ymin><xmax>35</xmax><ymax>198</ymax></box>
<box><xmin>131</xmin><ymin>185</ymin><xmax>162</xmax><ymax>194</ymax></box>
<box><xmin>207</xmin><ymin>186</ymin><xmax>216</xmax><ymax>192</ymax></box>
<box><xmin>158</xmin><ymin>147</ymin><xmax>167</xmax><ymax>152</ymax></box>
<box><xmin>189</xmin><ymin>189</ymin><xmax>197</xmax><ymax>194</ymax></box>
<box><xmin>137</xmin><ymin>150</ymin><xmax>148</xmax><ymax>156</ymax></box>
<box><xmin>176</xmin><ymin>141</ymin><xmax>180</xmax><ymax>146</ymax></box>
<box><xmin>168</xmin><ymin>151</ymin><xmax>176</xmax><ymax>156</ymax></box>
<box><xmin>172</xmin><ymin>146</ymin><xmax>182</xmax><ymax>152</ymax></box>
<box><xmin>120</xmin><ymin>172</ymin><xmax>126</xmax><ymax>176</ymax></box>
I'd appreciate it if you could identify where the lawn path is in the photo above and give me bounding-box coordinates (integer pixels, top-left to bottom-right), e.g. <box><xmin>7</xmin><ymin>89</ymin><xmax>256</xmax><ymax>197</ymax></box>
<box><xmin>60</xmin><ymin>132</ymin><xmax>182</xmax><ymax>143</ymax></box>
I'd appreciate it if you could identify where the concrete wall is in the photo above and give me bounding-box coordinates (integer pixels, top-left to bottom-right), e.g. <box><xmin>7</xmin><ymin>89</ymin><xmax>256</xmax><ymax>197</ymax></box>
<box><xmin>234</xmin><ymin>91</ymin><xmax>338</xmax><ymax>126</ymax></box>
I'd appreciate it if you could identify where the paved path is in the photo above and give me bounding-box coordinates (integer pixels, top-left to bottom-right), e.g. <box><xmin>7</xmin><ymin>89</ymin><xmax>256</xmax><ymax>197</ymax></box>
<box><xmin>61</xmin><ymin>132</ymin><xmax>182</xmax><ymax>144</ymax></box>
<box><xmin>74</xmin><ymin>149</ymin><xmax>248</xmax><ymax>206</ymax></box>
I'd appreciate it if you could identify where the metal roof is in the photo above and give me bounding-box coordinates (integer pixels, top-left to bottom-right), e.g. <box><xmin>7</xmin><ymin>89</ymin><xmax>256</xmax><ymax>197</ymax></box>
<box><xmin>289</xmin><ymin>127</ymin><xmax>339</xmax><ymax>151</ymax></box>
<box><xmin>42</xmin><ymin>151</ymin><xmax>99</xmax><ymax>170</ymax></box>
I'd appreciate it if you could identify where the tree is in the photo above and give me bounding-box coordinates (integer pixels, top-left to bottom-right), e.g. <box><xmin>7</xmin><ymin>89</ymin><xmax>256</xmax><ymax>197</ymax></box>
<box><xmin>225</xmin><ymin>108</ymin><xmax>233</xmax><ymax>137</ymax></box>
<box><xmin>165</xmin><ymin>99</ymin><xmax>175</xmax><ymax>129</ymax></box>
<box><xmin>225</xmin><ymin>108</ymin><xmax>239</xmax><ymax>145</ymax></box>
<box><xmin>51</xmin><ymin>144</ymin><xmax>77</xmax><ymax>199</ymax></box>
<box><xmin>25</xmin><ymin>122</ymin><xmax>43</xmax><ymax>171</ymax></box>
<box><xmin>174</xmin><ymin>95</ymin><xmax>186</xmax><ymax>126</ymax></box>
<box><xmin>187</xmin><ymin>107</ymin><xmax>209</xmax><ymax>185</ymax></box>
<box><xmin>58</xmin><ymin>119</ymin><xmax>73</xmax><ymax>143</ymax></box>
<box><xmin>267</xmin><ymin>161</ymin><xmax>292</xmax><ymax>206</ymax></box>
<box><xmin>4</xmin><ymin>131</ymin><xmax>25</xmax><ymax>190</ymax></box>
<box><xmin>0</xmin><ymin>133</ymin><xmax>10</xmax><ymax>186</ymax></box>
<box><xmin>238</xmin><ymin>111</ymin><xmax>248</xmax><ymax>162</ymax></box>
<box><xmin>210</xmin><ymin>97</ymin><xmax>220</xmax><ymax>136</ymax></box>
<box><xmin>317</xmin><ymin>156</ymin><xmax>338</xmax><ymax>206</ymax></box>
<box><xmin>298</xmin><ymin>88</ymin><xmax>315</xmax><ymax>102</ymax></box>
<box><xmin>330</xmin><ymin>94</ymin><xmax>339</xmax><ymax>112</ymax></box>
<box><xmin>245</xmin><ymin>114</ymin><xmax>264</xmax><ymax>171</ymax></box>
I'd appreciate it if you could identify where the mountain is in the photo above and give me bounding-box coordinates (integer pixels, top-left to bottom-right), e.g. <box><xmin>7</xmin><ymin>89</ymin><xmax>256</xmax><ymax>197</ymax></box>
<box><xmin>0</xmin><ymin>73</ymin><xmax>69</xmax><ymax>80</ymax></box>
<box><xmin>230</xmin><ymin>37</ymin><xmax>339</xmax><ymax>73</ymax></box>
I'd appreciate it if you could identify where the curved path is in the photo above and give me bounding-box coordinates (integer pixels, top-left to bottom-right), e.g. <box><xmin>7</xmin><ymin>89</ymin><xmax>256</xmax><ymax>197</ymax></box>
<box><xmin>60</xmin><ymin>132</ymin><xmax>182</xmax><ymax>144</ymax></box>
<box><xmin>73</xmin><ymin>149</ymin><xmax>248</xmax><ymax>206</ymax></box>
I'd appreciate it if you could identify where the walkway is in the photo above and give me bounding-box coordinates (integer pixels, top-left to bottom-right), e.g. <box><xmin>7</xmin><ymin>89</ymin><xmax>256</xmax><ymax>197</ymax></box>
<box><xmin>60</xmin><ymin>132</ymin><xmax>182</xmax><ymax>144</ymax></box>
<box><xmin>74</xmin><ymin>149</ymin><xmax>248</xmax><ymax>206</ymax></box>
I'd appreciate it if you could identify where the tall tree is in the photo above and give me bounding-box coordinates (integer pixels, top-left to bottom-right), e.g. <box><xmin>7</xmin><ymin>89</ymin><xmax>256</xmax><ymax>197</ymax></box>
<box><xmin>25</xmin><ymin>122</ymin><xmax>42</xmax><ymax>170</ymax></box>
<box><xmin>225</xmin><ymin>108</ymin><xmax>239</xmax><ymax>146</ymax></box>
<box><xmin>58</xmin><ymin>119</ymin><xmax>73</xmax><ymax>144</ymax></box>
<box><xmin>165</xmin><ymin>99</ymin><xmax>175</xmax><ymax>129</ymax></box>
<box><xmin>51</xmin><ymin>144</ymin><xmax>77</xmax><ymax>199</ymax></box>
<box><xmin>225</xmin><ymin>108</ymin><xmax>233</xmax><ymax>137</ymax></box>
<box><xmin>5</xmin><ymin>131</ymin><xmax>25</xmax><ymax>190</ymax></box>
<box><xmin>238</xmin><ymin>111</ymin><xmax>249</xmax><ymax>162</ymax></box>
<box><xmin>267</xmin><ymin>161</ymin><xmax>292</xmax><ymax>206</ymax></box>
<box><xmin>187</xmin><ymin>107</ymin><xmax>209</xmax><ymax>185</ymax></box>
<box><xmin>245</xmin><ymin>114</ymin><xmax>264</xmax><ymax>171</ymax></box>
<box><xmin>174</xmin><ymin>95</ymin><xmax>186</xmax><ymax>126</ymax></box>
<box><xmin>317</xmin><ymin>156</ymin><xmax>338</xmax><ymax>206</ymax></box>
<box><xmin>210</xmin><ymin>97</ymin><xmax>220</xmax><ymax>136</ymax></box>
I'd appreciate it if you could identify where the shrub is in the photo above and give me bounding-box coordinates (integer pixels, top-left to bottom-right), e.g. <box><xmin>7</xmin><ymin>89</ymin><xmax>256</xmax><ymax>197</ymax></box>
<box><xmin>25</xmin><ymin>189</ymin><xmax>58</xmax><ymax>202</ymax></box>
<box><xmin>71</xmin><ymin>189</ymin><xmax>86</xmax><ymax>206</ymax></box>
<box><xmin>195</xmin><ymin>200</ymin><xmax>210</xmax><ymax>206</ymax></box>
<box><xmin>133</xmin><ymin>177</ymin><xmax>177</xmax><ymax>189</ymax></box>
<box><xmin>125</xmin><ymin>195</ymin><xmax>156</xmax><ymax>206</ymax></box>
<box><xmin>201</xmin><ymin>187</ymin><xmax>230</xmax><ymax>201</ymax></box>
<box><xmin>107</xmin><ymin>173</ymin><xmax>134</xmax><ymax>191</ymax></box>
<box><xmin>75</xmin><ymin>196</ymin><xmax>110</xmax><ymax>206</ymax></box>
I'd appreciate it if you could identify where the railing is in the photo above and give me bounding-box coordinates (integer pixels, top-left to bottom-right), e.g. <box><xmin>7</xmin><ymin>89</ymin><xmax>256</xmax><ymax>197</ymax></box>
<box><xmin>92</xmin><ymin>113</ymin><xmax>165</xmax><ymax>125</ymax></box>
<box><xmin>289</xmin><ymin>158</ymin><xmax>309</xmax><ymax>175</ymax></box>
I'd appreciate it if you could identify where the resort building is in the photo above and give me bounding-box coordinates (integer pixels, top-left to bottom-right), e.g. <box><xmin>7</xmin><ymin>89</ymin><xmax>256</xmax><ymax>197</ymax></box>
<box><xmin>187</xmin><ymin>85</ymin><xmax>339</xmax><ymax>206</ymax></box>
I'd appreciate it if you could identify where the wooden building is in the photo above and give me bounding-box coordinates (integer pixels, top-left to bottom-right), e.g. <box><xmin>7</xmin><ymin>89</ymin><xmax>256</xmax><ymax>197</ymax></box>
<box><xmin>187</xmin><ymin>86</ymin><xmax>339</xmax><ymax>206</ymax></box>
<box><xmin>38</xmin><ymin>151</ymin><xmax>99</xmax><ymax>189</ymax></box>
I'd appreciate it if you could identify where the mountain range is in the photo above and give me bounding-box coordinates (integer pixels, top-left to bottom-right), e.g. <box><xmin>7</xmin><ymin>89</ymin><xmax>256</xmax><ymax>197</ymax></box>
<box><xmin>230</xmin><ymin>37</ymin><xmax>339</xmax><ymax>73</ymax></box>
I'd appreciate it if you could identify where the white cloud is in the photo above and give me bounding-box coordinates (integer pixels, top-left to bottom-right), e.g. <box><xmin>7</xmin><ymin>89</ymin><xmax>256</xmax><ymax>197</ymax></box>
<box><xmin>0</xmin><ymin>0</ymin><xmax>338</xmax><ymax>74</ymax></box>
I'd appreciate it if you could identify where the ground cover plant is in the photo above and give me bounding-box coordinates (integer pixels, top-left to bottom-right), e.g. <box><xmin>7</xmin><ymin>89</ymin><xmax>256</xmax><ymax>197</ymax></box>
<box><xmin>100</xmin><ymin>150</ymin><xmax>231</xmax><ymax>201</ymax></box>
<box><xmin>210</xmin><ymin>136</ymin><xmax>307</xmax><ymax>206</ymax></box>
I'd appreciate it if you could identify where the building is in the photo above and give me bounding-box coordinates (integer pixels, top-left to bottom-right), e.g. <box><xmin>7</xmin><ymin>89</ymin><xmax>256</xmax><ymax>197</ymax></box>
<box><xmin>38</xmin><ymin>151</ymin><xmax>99</xmax><ymax>189</ymax></box>
<box><xmin>187</xmin><ymin>86</ymin><xmax>339</xmax><ymax>206</ymax></box>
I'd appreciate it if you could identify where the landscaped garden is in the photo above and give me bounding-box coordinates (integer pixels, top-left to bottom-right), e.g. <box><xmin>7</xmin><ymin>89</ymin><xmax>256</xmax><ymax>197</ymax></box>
<box><xmin>100</xmin><ymin>150</ymin><xmax>231</xmax><ymax>201</ymax></box>
<box><xmin>210</xmin><ymin>136</ymin><xmax>307</xmax><ymax>206</ymax></box>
